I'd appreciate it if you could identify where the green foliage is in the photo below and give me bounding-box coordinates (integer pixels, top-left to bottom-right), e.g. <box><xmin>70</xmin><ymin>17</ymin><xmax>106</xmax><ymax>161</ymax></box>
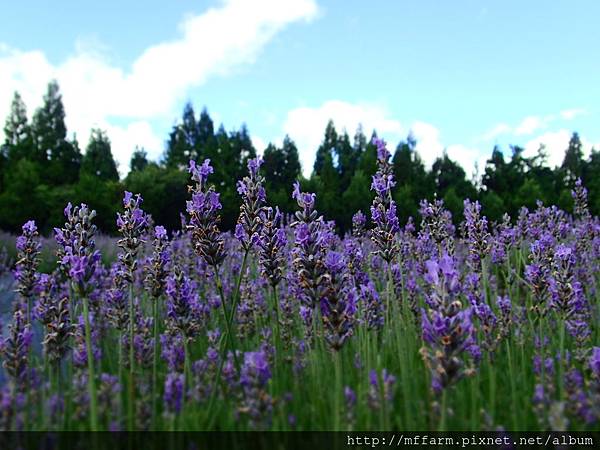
<box><xmin>125</xmin><ymin>164</ymin><xmax>188</xmax><ymax>231</ymax></box>
<box><xmin>81</xmin><ymin>129</ymin><xmax>119</xmax><ymax>182</ymax></box>
<box><xmin>262</xmin><ymin>136</ymin><xmax>301</xmax><ymax>213</ymax></box>
<box><xmin>130</xmin><ymin>147</ymin><xmax>149</xmax><ymax>172</ymax></box>
<box><xmin>480</xmin><ymin>190</ymin><xmax>505</xmax><ymax>223</ymax></box>
<box><xmin>0</xmin><ymin>81</ymin><xmax>598</xmax><ymax>235</ymax></box>
<box><xmin>74</xmin><ymin>174</ymin><xmax>122</xmax><ymax>233</ymax></box>
<box><xmin>31</xmin><ymin>81</ymin><xmax>81</xmax><ymax>184</ymax></box>
<box><xmin>0</xmin><ymin>159</ymin><xmax>45</xmax><ymax>231</ymax></box>
<box><xmin>342</xmin><ymin>170</ymin><xmax>373</xmax><ymax>225</ymax></box>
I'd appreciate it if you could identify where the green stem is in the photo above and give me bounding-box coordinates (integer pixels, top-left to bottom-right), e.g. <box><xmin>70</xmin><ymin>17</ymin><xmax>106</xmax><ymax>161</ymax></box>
<box><xmin>333</xmin><ymin>351</ymin><xmax>342</xmax><ymax>431</ymax></box>
<box><xmin>82</xmin><ymin>296</ymin><xmax>99</xmax><ymax>431</ymax></box>
<box><xmin>152</xmin><ymin>298</ymin><xmax>160</xmax><ymax>429</ymax></box>
<box><xmin>128</xmin><ymin>283</ymin><xmax>135</xmax><ymax>431</ymax></box>
<box><xmin>214</xmin><ymin>269</ymin><xmax>239</xmax><ymax>369</ymax></box>
<box><xmin>439</xmin><ymin>390</ymin><xmax>448</xmax><ymax>432</ymax></box>
<box><xmin>183</xmin><ymin>338</ymin><xmax>191</xmax><ymax>392</ymax></box>
<box><xmin>386</xmin><ymin>265</ymin><xmax>394</xmax><ymax>327</ymax></box>
<box><xmin>272</xmin><ymin>284</ymin><xmax>282</xmax><ymax>389</ymax></box>
<box><xmin>558</xmin><ymin>319</ymin><xmax>565</xmax><ymax>400</ymax></box>
<box><xmin>117</xmin><ymin>330</ymin><xmax>123</xmax><ymax>425</ymax></box>
<box><xmin>506</xmin><ymin>339</ymin><xmax>518</xmax><ymax>430</ymax></box>
<box><xmin>488</xmin><ymin>354</ymin><xmax>496</xmax><ymax>421</ymax></box>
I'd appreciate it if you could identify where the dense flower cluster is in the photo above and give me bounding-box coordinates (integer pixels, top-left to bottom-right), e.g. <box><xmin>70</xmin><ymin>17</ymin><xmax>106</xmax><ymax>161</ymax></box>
<box><xmin>369</xmin><ymin>138</ymin><xmax>400</xmax><ymax>263</ymax></box>
<box><xmin>55</xmin><ymin>204</ymin><xmax>101</xmax><ymax>296</ymax></box>
<box><xmin>235</xmin><ymin>157</ymin><xmax>266</xmax><ymax>251</ymax></box>
<box><xmin>186</xmin><ymin>159</ymin><xmax>225</xmax><ymax>267</ymax></box>
<box><xmin>0</xmin><ymin>163</ymin><xmax>599</xmax><ymax>433</ymax></box>
<box><xmin>420</xmin><ymin>255</ymin><xmax>478</xmax><ymax>394</ymax></box>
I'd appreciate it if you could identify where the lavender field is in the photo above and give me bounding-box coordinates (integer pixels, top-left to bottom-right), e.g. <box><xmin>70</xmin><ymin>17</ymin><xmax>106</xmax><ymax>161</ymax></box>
<box><xmin>0</xmin><ymin>138</ymin><xmax>598</xmax><ymax>432</ymax></box>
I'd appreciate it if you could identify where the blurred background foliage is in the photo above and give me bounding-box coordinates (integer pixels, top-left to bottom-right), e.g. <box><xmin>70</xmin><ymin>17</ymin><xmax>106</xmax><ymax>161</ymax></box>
<box><xmin>1</xmin><ymin>81</ymin><xmax>598</xmax><ymax>235</ymax></box>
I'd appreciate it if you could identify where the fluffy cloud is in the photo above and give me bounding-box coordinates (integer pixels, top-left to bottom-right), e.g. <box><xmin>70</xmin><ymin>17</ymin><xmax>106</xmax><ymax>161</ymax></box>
<box><xmin>282</xmin><ymin>100</ymin><xmax>404</xmax><ymax>175</ymax></box>
<box><xmin>410</xmin><ymin>121</ymin><xmax>485</xmax><ymax>177</ymax></box>
<box><xmin>480</xmin><ymin>123</ymin><xmax>511</xmax><ymax>141</ymax></box>
<box><xmin>0</xmin><ymin>0</ymin><xmax>318</xmax><ymax>175</ymax></box>
<box><xmin>560</xmin><ymin>108</ymin><xmax>586</xmax><ymax>120</ymax></box>
<box><xmin>280</xmin><ymin>103</ymin><xmax>487</xmax><ymax>178</ymax></box>
<box><xmin>480</xmin><ymin>108</ymin><xmax>587</xmax><ymax>142</ymax></box>
<box><xmin>514</xmin><ymin>115</ymin><xmax>548</xmax><ymax>135</ymax></box>
<box><xmin>524</xmin><ymin>129</ymin><xmax>598</xmax><ymax>168</ymax></box>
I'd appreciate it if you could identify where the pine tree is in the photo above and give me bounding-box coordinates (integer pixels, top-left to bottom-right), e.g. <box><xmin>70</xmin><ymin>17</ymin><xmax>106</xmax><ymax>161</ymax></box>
<box><xmin>3</xmin><ymin>92</ymin><xmax>33</xmax><ymax>159</ymax></box>
<box><xmin>281</xmin><ymin>135</ymin><xmax>301</xmax><ymax>187</ymax></box>
<box><xmin>561</xmin><ymin>132</ymin><xmax>584</xmax><ymax>182</ymax></box>
<box><xmin>197</xmin><ymin>107</ymin><xmax>215</xmax><ymax>149</ymax></box>
<box><xmin>130</xmin><ymin>147</ymin><xmax>149</xmax><ymax>172</ymax></box>
<box><xmin>314</xmin><ymin>120</ymin><xmax>337</xmax><ymax>176</ymax></box>
<box><xmin>2</xmin><ymin>92</ymin><xmax>34</xmax><ymax>190</ymax></box>
<box><xmin>81</xmin><ymin>129</ymin><xmax>119</xmax><ymax>181</ymax></box>
<box><xmin>337</xmin><ymin>130</ymin><xmax>358</xmax><ymax>192</ymax></box>
<box><xmin>32</xmin><ymin>81</ymin><xmax>81</xmax><ymax>184</ymax></box>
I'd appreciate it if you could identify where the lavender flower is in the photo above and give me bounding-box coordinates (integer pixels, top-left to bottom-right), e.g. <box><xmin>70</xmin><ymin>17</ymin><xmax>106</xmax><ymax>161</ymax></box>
<box><xmin>549</xmin><ymin>244</ymin><xmax>591</xmax><ymax>358</ymax></box>
<box><xmin>369</xmin><ymin>138</ymin><xmax>400</xmax><ymax>263</ymax></box>
<box><xmin>165</xmin><ymin>269</ymin><xmax>203</xmax><ymax>341</ymax></box>
<box><xmin>145</xmin><ymin>225</ymin><xmax>170</xmax><ymax>299</ymax></box>
<box><xmin>359</xmin><ymin>281</ymin><xmax>384</xmax><ymax>331</ymax></box>
<box><xmin>525</xmin><ymin>233</ymin><xmax>556</xmax><ymax>317</ymax></box>
<box><xmin>1</xmin><ymin>308</ymin><xmax>33</xmax><ymax>390</ymax></box>
<box><xmin>236</xmin><ymin>156</ymin><xmax>266</xmax><ymax>251</ymax></box>
<box><xmin>463</xmin><ymin>199</ymin><xmax>491</xmax><ymax>271</ymax></box>
<box><xmin>291</xmin><ymin>181</ymin><xmax>327</xmax><ymax>309</ymax></box>
<box><xmin>344</xmin><ymin>386</ymin><xmax>357</xmax><ymax>427</ymax></box>
<box><xmin>490</xmin><ymin>213</ymin><xmax>516</xmax><ymax>265</ymax></box>
<box><xmin>238</xmin><ymin>350</ymin><xmax>273</xmax><ymax>429</ymax></box>
<box><xmin>367</xmin><ymin>369</ymin><xmax>396</xmax><ymax>411</ymax></box>
<box><xmin>352</xmin><ymin>211</ymin><xmax>367</xmax><ymax>238</ymax></box>
<box><xmin>420</xmin><ymin>254</ymin><xmax>477</xmax><ymax>395</ymax></box>
<box><xmin>186</xmin><ymin>159</ymin><xmax>226</xmax><ymax>266</ymax></box>
<box><xmin>419</xmin><ymin>198</ymin><xmax>455</xmax><ymax>257</ymax></box>
<box><xmin>41</xmin><ymin>296</ymin><xmax>73</xmax><ymax>365</ymax></box>
<box><xmin>257</xmin><ymin>207</ymin><xmax>287</xmax><ymax>287</ymax></box>
<box><xmin>55</xmin><ymin>203</ymin><xmax>100</xmax><ymax>295</ymax></box>
<box><xmin>572</xmin><ymin>178</ymin><xmax>590</xmax><ymax>220</ymax></box>
<box><xmin>117</xmin><ymin>192</ymin><xmax>149</xmax><ymax>282</ymax></box>
<box><xmin>14</xmin><ymin>220</ymin><xmax>40</xmax><ymax>319</ymax></box>
<box><xmin>320</xmin><ymin>251</ymin><xmax>357</xmax><ymax>351</ymax></box>
<box><xmin>164</xmin><ymin>372</ymin><xmax>184</xmax><ymax>415</ymax></box>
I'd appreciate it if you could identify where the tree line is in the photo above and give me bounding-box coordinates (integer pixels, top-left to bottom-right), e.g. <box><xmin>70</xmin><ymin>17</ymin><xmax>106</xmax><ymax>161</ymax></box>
<box><xmin>1</xmin><ymin>80</ymin><xmax>599</xmax><ymax>235</ymax></box>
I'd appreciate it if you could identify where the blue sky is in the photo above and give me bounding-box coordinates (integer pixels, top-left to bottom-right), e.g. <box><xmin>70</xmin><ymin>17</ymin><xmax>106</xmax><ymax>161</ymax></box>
<box><xmin>1</xmin><ymin>0</ymin><xmax>598</xmax><ymax>176</ymax></box>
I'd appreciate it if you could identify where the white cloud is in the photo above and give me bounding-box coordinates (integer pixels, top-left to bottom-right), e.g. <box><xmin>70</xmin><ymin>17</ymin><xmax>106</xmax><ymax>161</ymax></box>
<box><xmin>560</xmin><ymin>108</ymin><xmax>586</xmax><ymax>120</ymax></box>
<box><xmin>282</xmin><ymin>100</ymin><xmax>404</xmax><ymax>176</ymax></box>
<box><xmin>252</xmin><ymin>136</ymin><xmax>268</xmax><ymax>154</ymax></box>
<box><xmin>410</xmin><ymin>121</ymin><xmax>444</xmax><ymax>168</ymax></box>
<box><xmin>480</xmin><ymin>123</ymin><xmax>511</xmax><ymax>141</ymax></box>
<box><xmin>105</xmin><ymin>121</ymin><xmax>165</xmax><ymax>172</ymax></box>
<box><xmin>0</xmin><ymin>0</ymin><xmax>318</xmax><ymax>176</ymax></box>
<box><xmin>410</xmin><ymin>121</ymin><xmax>485</xmax><ymax>177</ymax></box>
<box><xmin>524</xmin><ymin>129</ymin><xmax>598</xmax><ymax>168</ymax></box>
<box><xmin>479</xmin><ymin>108</ymin><xmax>587</xmax><ymax>142</ymax></box>
<box><xmin>514</xmin><ymin>115</ymin><xmax>548</xmax><ymax>135</ymax></box>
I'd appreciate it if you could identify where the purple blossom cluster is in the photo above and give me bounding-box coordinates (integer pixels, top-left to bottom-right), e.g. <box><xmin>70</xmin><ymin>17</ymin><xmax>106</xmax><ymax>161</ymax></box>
<box><xmin>1</xmin><ymin>163</ymin><xmax>600</xmax><ymax>434</ymax></box>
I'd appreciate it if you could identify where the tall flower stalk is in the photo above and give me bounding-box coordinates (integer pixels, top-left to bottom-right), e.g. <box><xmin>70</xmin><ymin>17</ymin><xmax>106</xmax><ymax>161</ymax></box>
<box><xmin>55</xmin><ymin>204</ymin><xmax>101</xmax><ymax>431</ymax></box>
<box><xmin>369</xmin><ymin>138</ymin><xmax>400</xmax><ymax>324</ymax></box>
<box><xmin>15</xmin><ymin>220</ymin><xmax>41</xmax><ymax>323</ymax></box>
<box><xmin>144</xmin><ymin>225</ymin><xmax>170</xmax><ymax>426</ymax></box>
<box><xmin>257</xmin><ymin>207</ymin><xmax>287</xmax><ymax>351</ymax></box>
<box><xmin>291</xmin><ymin>181</ymin><xmax>328</xmax><ymax>344</ymax></box>
<box><xmin>117</xmin><ymin>192</ymin><xmax>148</xmax><ymax>430</ymax></box>
<box><xmin>186</xmin><ymin>159</ymin><xmax>233</xmax><ymax>422</ymax></box>
<box><xmin>419</xmin><ymin>254</ymin><xmax>478</xmax><ymax>430</ymax></box>
<box><xmin>369</xmin><ymin>138</ymin><xmax>400</xmax><ymax>264</ymax></box>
